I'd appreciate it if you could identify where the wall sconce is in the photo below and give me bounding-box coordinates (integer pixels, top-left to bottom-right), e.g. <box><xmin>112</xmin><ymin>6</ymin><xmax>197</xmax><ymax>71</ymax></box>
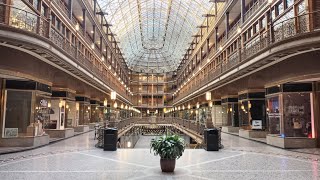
<box><xmin>58</xmin><ymin>100</ymin><xmax>64</xmax><ymax>108</ymax></box>
<box><xmin>182</xmin><ymin>105</ymin><xmax>185</xmax><ymax>110</ymax></box>
<box><xmin>188</xmin><ymin>104</ymin><xmax>191</xmax><ymax>109</ymax></box>
<box><xmin>76</xmin><ymin>103</ymin><xmax>79</xmax><ymax>111</ymax></box>
<box><xmin>205</xmin><ymin>92</ymin><xmax>211</xmax><ymax>101</ymax></box>
<box><xmin>111</xmin><ymin>91</ymin><xmax>117</xmax><ymax>100</ymax></box>
<box><xmin>237</xmin><ymin>26</ymin><xmax>241</xmax><ymax>34</ymax></box>
<box><xmin>104</xmin><ymin>99</ymin><xmax>108</xmax><ymax>107</ymax></box>
<box><xmin>121</xmin><ymin>104</ymin><xmax>124</xmax><ymax>109</ymax></box>
<box><xmin>66</xmin><ymin>104</ymin><xmax>69</xmax><ymax>109</ymax></box>
<box><xmin>114</xmin><ymin>102</ymin><xmax>117</xmax><ymax>108</ymax></box>
<box><xmin>196</xmin><ymin>102</ymin><xmax>200</xmax><ymax>109</ymax></box>
<box><xmin>75</xmin><ymin>23</ymin><xmax>79</xmax><ymax>31</ymax></box>
<box><xmin>48</xmin><ymin>102</ymin><xmax>51</xmax><ymax>108</ymax></box>
<box><xmin>91</xmin><ymin>43</ymin><xmax>95</xmax><ymax>49</ymax></box>
<box><xmin>88</xmin><ymin>106</ymin><xmax>90</xmax><ymax>110</ymax></box>
<box><xmin>209</xmin><ymin>101</ymin><xmax>213</xmax><ymax>107</ymax></box>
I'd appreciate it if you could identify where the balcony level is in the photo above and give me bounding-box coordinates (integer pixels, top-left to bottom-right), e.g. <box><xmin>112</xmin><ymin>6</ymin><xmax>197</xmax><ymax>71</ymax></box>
<box><xmin>0</xmin><ymin>1</ymin><xmax>132</xmax><ymax>103</ymax></box>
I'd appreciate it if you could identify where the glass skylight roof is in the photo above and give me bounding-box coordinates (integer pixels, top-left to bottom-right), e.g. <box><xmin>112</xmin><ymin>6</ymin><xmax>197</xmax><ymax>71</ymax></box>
<box><xmin>97</xmin><ymin>0</ymin><xmax>213</xmax><ymax>73</ymax></box>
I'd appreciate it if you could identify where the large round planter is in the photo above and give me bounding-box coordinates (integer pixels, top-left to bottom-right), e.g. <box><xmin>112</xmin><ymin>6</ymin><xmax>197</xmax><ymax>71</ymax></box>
<box><xmin>160</xmin><ymin>159</ymin><xmax>176</xmax><ymax>172</ymax></box>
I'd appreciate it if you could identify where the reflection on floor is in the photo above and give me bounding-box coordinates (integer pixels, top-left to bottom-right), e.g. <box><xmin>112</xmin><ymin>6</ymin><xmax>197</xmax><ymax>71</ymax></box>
<box><xmin>134</xmin><ymin>136</ymin><xmax>158</xmax><ymax>149</ymax></box>
<box><xmin>0</xmin><ymin>131</ymin><xmax>319</xmax><ymax>180</ymax></box>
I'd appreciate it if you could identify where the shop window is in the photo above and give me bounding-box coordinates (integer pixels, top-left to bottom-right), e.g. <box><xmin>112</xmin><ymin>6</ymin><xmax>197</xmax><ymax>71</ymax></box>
<box><xmin>4</xmin><ymin>90</ymin><xmax>32</xmax><ymax>137</ymax></box>
<box><xmin>34</xmin><ymin>94</ymin><xmax>50</xmax><ymax>131</ymax></box>
<box><xmin>277</xmin><ymin>1</ymin><xmax>284</xmax><ymax>15</ymax></box>
<box><xmin>271</xmin><ymin>8</ymin><xmax>276</xmax><ymax>20</ymax></box>
<box><xmin>297</xmin><ymin>1</ymin><xmax>305</xmax><ymax>15</ymax></box>
<box><xmin>282</xmin><ymin>93</ymin><xmax>312</xmax><ymax>137</ymax></box>
<box><xmin>286</xmin><ymin>0</ymin><xmax>294</xmax><ymax>7</ymax></box>
<box><xmin>10</xmin><ymin>0</ymin><xmax>37</xmax><ymax>31</ymax></box>
<box><xmin>267</xmin><ymin>96</ymin><xmax>281</xmax><ymax>134</ymax></box>
<box><xmin>260</xmin><ymin>16</ymin><xmax>266</xmax><ymax>29</ymax></box>
<box><xmin>41</xmin><ymin>4</ymin><xmax>48</xmax><ymax>17</ymax></box>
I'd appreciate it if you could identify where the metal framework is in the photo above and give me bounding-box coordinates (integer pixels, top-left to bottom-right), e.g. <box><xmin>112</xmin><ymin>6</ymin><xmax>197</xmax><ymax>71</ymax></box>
<box><xmin>97</xmin><ymin>0</ymin><xmax>213</xmax><ymax>73</ymax></box>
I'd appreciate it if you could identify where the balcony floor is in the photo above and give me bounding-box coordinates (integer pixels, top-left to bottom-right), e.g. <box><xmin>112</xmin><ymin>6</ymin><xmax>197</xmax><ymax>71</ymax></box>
<box><xmin>0</xmin><ymin>131</ymin><xmax>319</xmax><ymax>180</ymax></box>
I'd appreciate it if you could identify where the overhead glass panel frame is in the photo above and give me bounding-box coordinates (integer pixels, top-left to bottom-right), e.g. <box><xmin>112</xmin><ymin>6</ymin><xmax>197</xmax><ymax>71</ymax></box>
<box><xmin>97</xmin><ymin>0</ymin><xmax>213</xmax><ymax>73</ymax></box>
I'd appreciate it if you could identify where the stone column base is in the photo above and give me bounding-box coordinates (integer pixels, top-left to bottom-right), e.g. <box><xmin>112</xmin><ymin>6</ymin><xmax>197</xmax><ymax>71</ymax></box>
<box><xmin>73</xmin><ymin>125</ymin><xmax>90</xmax><ymax>132</ymax></box>
<box><xmin>266</xmin><ymin>134</ymin><xmax>317</xmax><ymax>148</ymax></box>
<box><xmin>0</xmin><ymin>135</ymin><xmax>49</xmax><ymax>147</ymax></box>
<box><xmin>239</xmin><ymin>129</ymin><xmax>268</xmax><ymax>138</ymax></box>
<box><xmin>221</xmin><ymin>126</ymin><xmax>240</xmax><ymax>133</ymax></box>
<box><xmin>45</xmin><ymin>128</ymin><xmax>75</xmax><ymax>138</ymax></box>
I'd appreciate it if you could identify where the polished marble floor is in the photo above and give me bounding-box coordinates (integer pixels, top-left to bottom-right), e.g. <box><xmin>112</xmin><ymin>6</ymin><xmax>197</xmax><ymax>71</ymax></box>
<box><xmin>0</xmin><ymin>132</ymin><xmax>319</xmax><ymax>180</ymax></box>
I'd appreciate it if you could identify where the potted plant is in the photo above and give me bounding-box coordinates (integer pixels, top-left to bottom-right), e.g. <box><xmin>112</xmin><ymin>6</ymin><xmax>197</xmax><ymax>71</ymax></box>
<box><xmin>150</xmin><ymin>135</ymin><xmax>185</xmax><ymax>172</ymax></box>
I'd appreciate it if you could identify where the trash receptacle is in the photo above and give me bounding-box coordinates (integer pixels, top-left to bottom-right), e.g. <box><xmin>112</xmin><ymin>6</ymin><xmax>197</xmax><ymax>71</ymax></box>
<box><xmin>104</xmin><ymin>128</ymin><xmax>118</xmax><ymax>151</ymax></box>
<box><xmin>204</xmin><ymin>128</ymin><xmax>219</xmax><ymax>151</ymax></box>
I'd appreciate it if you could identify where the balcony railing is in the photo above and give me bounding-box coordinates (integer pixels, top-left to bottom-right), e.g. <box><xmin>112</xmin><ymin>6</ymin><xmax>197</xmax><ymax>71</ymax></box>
<box><xmin>107</xmin><ymin>117</ymin><xmax>205</xmax><ymax>135</ymax></box>
<box><xmin>243</xmin><ymin>0</ymin><xmax>267</xmax><ymax>22</ymax></box>
<box><xmin>0</xmin><ymin>3</ymin><xmax>130</xmax><ymax>101</ymax></box>
<box><xmin>174</xmin><ymin>11</ymin><xmax>320</xmax><ymax>103</ymax></box>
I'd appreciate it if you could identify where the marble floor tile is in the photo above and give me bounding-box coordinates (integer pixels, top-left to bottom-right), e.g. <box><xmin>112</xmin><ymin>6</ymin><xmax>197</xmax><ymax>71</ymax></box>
<box><xmin>0</xmin><ymin>132</ymin><xmax>319</xmax><ymax>180</ymax></box>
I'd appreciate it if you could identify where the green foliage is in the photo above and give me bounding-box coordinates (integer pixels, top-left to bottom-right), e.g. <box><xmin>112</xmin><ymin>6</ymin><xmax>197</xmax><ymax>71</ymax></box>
<box><xmin>150</xmin><ymin>135</ymin><xmax>185</xmax><ymax>159</ymax></box>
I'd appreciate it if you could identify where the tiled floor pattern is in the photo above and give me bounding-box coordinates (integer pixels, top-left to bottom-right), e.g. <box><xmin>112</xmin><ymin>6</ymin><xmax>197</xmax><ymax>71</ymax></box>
<box><xmin>0</xmin><ymin>132</ymin><xmax>319</xmax><ymax>180</ymax></box>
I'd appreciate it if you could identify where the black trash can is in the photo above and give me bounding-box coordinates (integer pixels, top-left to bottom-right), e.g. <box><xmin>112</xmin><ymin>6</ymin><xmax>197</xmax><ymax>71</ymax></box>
<box><xmin>204</xmin><ymin>128</ymin><xmax>219</xmax><ymax>151</ymax></box>
<box><xmin>104</xmin><ymin>128</ymin><xmax>118</xmax><ymax>151</ymax></box>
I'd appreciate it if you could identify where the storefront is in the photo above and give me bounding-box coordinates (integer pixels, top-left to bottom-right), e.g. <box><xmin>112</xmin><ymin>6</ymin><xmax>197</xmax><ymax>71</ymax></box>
<box><xmin>74</xmin><ymin>96</ymin><xmax>90</xmax><ymax>132</ymax></box>
<box><xmin>266</xmin><ymin>83</ymin><xmax>316</xmax><ymax>148</ymax></box>
<box><xmin>238</xmin><ymin>90</ymin><xmax>267</xmax><ymax>138</ymax></box>
<box><xmin>221</xmin><ymin>96</ymin><xmax>239</xmax><ymax>133</ymax></box>
<box><xmin>89</xmin><ymin>99</ymin><xmax>104</xmax><ymax>129</ymax></box>
<box><xmin>211</xmin><ymin>100</ymin><xmax>223</xmax><ymax>127</ymax></box>
<box><xmin>45</xmin><ymin>88</ymin><xmax>76</xmax><ymax>138</ymax></box>
<box><xmin>0</xmin><ymin>79</ymin><xmax>51</xmax><ymax>147</ymax></box>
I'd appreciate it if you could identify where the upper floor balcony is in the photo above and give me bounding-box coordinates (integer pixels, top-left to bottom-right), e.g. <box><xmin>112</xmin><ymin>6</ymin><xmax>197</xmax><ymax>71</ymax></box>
<box><xmin>0</xmin><ymin>1</ymin><xmax>132</xmax><ymax>102</ymax></box>
<box><xmin>174</xmin><ymin>9</ymin><xmax>320</xmax><ymax>104</ymax></box>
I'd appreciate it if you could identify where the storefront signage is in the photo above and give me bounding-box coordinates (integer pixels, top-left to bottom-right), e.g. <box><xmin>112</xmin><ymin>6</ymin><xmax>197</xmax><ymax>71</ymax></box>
<box><xmin>40</xmin><ymin>99</ymin><xmax>48</xmax><ymax>107</ymax></box>
<box><xmin>4</xmin><ymin>128</ymin><xmax>18</xmax><ymax>137</ymax></box>
<box><xmin>287</xmin><ymin>106</ymin><xmax>304</xmax><ymax>115</ymax></box>
<box><xmin>252</xmin><ymin>120</ymin><xmax>262</xmax><ymax>130</ymax></box>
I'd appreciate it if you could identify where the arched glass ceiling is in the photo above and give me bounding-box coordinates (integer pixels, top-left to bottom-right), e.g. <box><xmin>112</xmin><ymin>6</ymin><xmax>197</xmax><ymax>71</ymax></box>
<box><xmin>97</xmin><ymin>0</ymin><xmax>213</xmax><ymax>73</ymax></box>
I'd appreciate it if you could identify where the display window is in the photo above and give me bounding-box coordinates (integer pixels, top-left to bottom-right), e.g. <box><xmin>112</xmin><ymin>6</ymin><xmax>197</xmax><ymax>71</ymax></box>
<box><xmin>3</xmin><ymin>90</ymin><xmax>50</xmax><ymax>137</ymax></box>
<box><xmin>79</xmin><ymin>103</ymin><xmax>90</xmax><ymax>125</ymax></box>
<box><xmin>283</xmin><ymin>93</ymin><xmax>312</xmax><ymax>138</ymax></box>
<box><xmin>267</xmin><ymin>92</ymin><xmax>313</xmax><ymax>138</ymax></box>
<box><xmin>267</xmin><ymin>95</ymin><xmax>281</xmax><ymax>134</ymax></box>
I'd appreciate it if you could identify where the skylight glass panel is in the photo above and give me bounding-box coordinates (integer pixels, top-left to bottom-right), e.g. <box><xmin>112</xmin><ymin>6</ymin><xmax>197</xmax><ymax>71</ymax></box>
<box><xmin>97</xmin><ymin>0</ymin><xmax>212</xmax><ymax>72</ymax></box>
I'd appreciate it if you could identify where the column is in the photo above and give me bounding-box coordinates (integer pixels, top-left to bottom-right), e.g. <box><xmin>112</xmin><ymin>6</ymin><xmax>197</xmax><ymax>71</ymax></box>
<box><xmin>241</xmin><ymin>0</ymin><xmax>246</xmax><ymax>23</ymax></box>
<box><xmin>82</xmin><ymin>9</ymin><xmax>86</xmax><ymax>35</ymax></box>
<box><xmin>92</xmin><ymin>25</ymin><xmax>96</xmax><ymax>43</ymax></box>
<box><xmin>225</xmin><ymin>12</ymin><xmax>230</xmax><ymax>39</ymax></box>
<box><xmin>68</xmin><ymin>0</ymin><xmax>73</xmax><ymax>19</ymax></box>
<box><xmin>100</xmin><ymin>36</ymin><xmax>103</xmax><ymax>51</ymax></box>
<box><xmin>215</xmin><ymin>27</ymin><xmax>218</xmax><ymax>51</ymax></box>
<box><xmin>313</xmin><ymin>82</ymin><xmax>320</xmax><ymax>147</ymax></box>
<box><xmin>93</xmin><ymin>0</ymin><xmax>97</xmax><ymax>15</ymax></box>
